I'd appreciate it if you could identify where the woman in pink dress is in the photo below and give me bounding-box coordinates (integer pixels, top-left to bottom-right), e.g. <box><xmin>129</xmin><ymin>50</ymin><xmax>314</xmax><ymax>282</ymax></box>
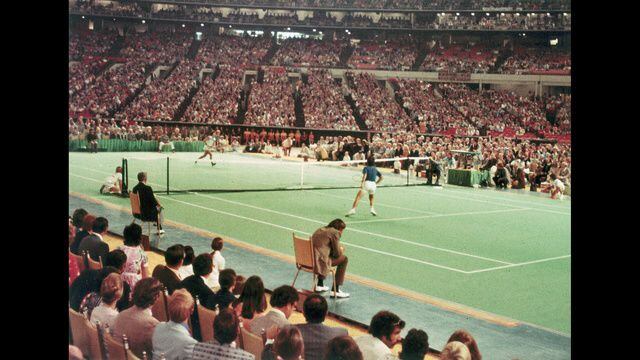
<box><xmin>118</xmin><ymin>223</ymin><xmax>149</xmax><ymax>290</ymax></box>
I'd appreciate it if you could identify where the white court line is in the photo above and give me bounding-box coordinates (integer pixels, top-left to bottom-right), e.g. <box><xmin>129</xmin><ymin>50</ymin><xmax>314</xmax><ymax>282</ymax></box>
<box><xmin>310</xmin><ymin>191</ymin><xmax>439</xmax><ymax>216</ymax></box>
<box><xmin>72</xmin><ymin>169</ymin><xmax>572</xmax><ymax>273</ymax></box>
<box><xmin>465</xmin><ymin>255</ymin><xmax>571</xmax><ymax>274</ymax></box>
<box><xmin>409</xmin><ymin>187</ymin><xmax>571</xmax><ymax>216</ymax></box>
<box><xmin>71</xmin><ymin>164</ymin><xmax>512</xmax><ymax>265</ymax></box>
<box><xmin>347</xmin><ymin>208</ymin><xmax>531</xmax><ymax>224</ymax></box>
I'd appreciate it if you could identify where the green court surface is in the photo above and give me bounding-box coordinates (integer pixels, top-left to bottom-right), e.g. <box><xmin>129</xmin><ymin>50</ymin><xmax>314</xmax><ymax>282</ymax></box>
<box><xmin>69</xmin><ymin>152</ymin><xmax>571</xmax><ymax>335</ymax></box>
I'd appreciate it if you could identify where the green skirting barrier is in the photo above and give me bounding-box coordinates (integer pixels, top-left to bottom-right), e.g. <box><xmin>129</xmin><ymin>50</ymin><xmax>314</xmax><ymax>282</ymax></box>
<box><xmin>447</xmin><ymin>169</ymin><xmax>490</xmax><ymax>187</ymax></box>
<box><xmin>69</xmin><ymin>139</ymin><xmax>204</xmax><ymax>152</ymax></box>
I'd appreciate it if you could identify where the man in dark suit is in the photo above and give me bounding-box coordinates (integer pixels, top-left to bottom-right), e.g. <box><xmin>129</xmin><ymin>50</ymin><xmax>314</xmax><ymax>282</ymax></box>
<box><xmin>296</xmin><ymin>294</ymin><xmax>348</xmax><ymax>360</ymax></box>
<box><xmin>426</xmin><ymin>152</ymin><xmax>442</xmax><ymax>186</ymax></box>
<box><xmin>180</xmin><ymin>254</ymin><xmax>216</xmax><ymax>341</ymax></box>
<box><xmin>78</xmin><ymin>217</ymin><xmax>110</xmax><ymax>262</ymax></box>
<box><xmin>152</xmin><ymin>244</ymin><xmax>184</xmax><ymax>295</ymax></box>
<box><xmin>132</xmin><ymin>172</ymin><xmax>164</xmax><ymax>235</ymax></box>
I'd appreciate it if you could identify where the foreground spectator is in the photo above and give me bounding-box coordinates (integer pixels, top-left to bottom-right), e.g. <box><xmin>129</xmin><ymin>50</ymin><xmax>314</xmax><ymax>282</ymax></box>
<box><xmin>440</xmin><ymin>341</ymin><xmax>471</xmax><ymax>360</ymax></box>
<box><xmin>90</xmin><ymin>273</ymin><xmax>123</xmax><ymax>329</ymax></box>
<box><xmin>250</xmin><ymin>285</ymin><xmax>299</xmax><ymax>336</ymax></box>
<box><xmin>152</xmin><ymin>244</ymin><xmax>185</xmax><ymax>295</ymax></box>
<box><xmin>355</xmin><ymin>310</ymin><xmax>405</xmax><ymax>360</ymax></box>
<box><xmin>102</xmin><ymin>250</ymin><xmax>133</xmax><ymax>311</ymax></box>
<box><xmin>152</xmin><ymin>288</ymin><xmax>197</xmax><ymax>359</ymax></box>
<box><xmin>113</xmin><ymin>277</ymin><xmax>163</xmax><ymax>358</ymax></box>
<box><xmin>211</xmin><ymin>268</ymin><xmax>237</xmax><ymax>310</ymax></box>
<box><xmin>179</xmin><ymin>245</ymin><xmax>195</xmax><ymax>279</ymax></box>
<box><xmin>118</xmin><ymin>223</ymin><xmax>149</xmax><ymax>290</ymax></box>
<box><xmin>180</xmin><ymin>253</ymin><xmax>217</xmax><ymax>309</ymax></box>
<box><xmin>296</xmin><ymin>294</ymin><xmax>348</xmax><ymax>360</ymax></box>
<box><xmin>324</xmin><ymin>336</ymin><xmax>364</xmax><ymax>360</ymax></box>
<box><xmin>447</xmin><ymin>330</ymin><xmax>481</xmax><ymax>360</ymax></box>
<box><xmin>71</xmin><ymin>214</ymin><xmax>95</xmax><ymax>255</ymax></box>
<box><xmin>234</xmin><ymin>275</ymin><xmax>267</xmax><ymax>331</ymax></box>
<box><xmin>78</xmin><ymin>216</ymin><xmax>109</xmax><ymax>262</ymax></box>
<box><xmin>184</xmin><ymin>308</ymin><xmax>255</xmax><ymax>360</ymax></box>
<box><xmin>272</xmin><ymin>326</ymin><xmax>305</xmax><ymax>360</ymax></box>
<box><xmin>399</xmin><ymin>329</ymin><xmax>429</xmax><ymax>360</ymax></box>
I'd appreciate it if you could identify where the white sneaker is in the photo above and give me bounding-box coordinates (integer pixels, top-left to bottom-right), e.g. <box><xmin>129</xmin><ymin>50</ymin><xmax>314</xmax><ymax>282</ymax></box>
<box><xmin>345</xmin><ymin>208</ymin><xmax>356</xmax><ymax>217</ymax></box>
<box><xmin>559</xmin><ymin>194</ymin><xmax>564</xmax><ymax>201</ymax></box>
<box><xmin>330</xmin><ymin>290</ymin><xmax>350</xmax><ymax>298</ymax></box>
<box><xmin>314</xmin><ymin>285</ymin><xmax>330</xmax><ymax>292</ymax></box>
<box><xmin>157</xmin><ymin>229</ymin><xmax>166</xmax><ymax>235</ymax></box>
<box><xmin>370</xmin><ymin>208</ymin><xmax>377</xmax><ymax>216</ymax></box>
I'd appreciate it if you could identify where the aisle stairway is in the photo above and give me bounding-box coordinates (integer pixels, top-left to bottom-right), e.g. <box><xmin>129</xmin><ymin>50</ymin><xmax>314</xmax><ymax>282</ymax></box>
<box><xmin>412</xmin><ymin>46</ymin><xmax>429</xmax><ymax>71</ymax></box>
<box><xmin>186</xmin><ymin>38</ymin><xmax>202</xmax><ymax>60</ymax></box>
<box><xmin>339</xmin><ymin>43</ymin><xmax>354</xmax><ymax>67</ymax></box>
<box><xmin>173</xmin><ymin>66</ymin><xmax>218</xmax><ymax>122</ymax></box>
<box><xmin>263</xmin><ymin>38</ymin><xmax>279</xmax><ymax>64</ymax></box>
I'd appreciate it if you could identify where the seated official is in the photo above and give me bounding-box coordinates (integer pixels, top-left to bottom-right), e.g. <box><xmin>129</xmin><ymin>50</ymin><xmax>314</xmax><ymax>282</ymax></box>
<box><xmin>132</xmin><ymin>171</ymin><xmax>164</xmax><ymax>234</ymax></box>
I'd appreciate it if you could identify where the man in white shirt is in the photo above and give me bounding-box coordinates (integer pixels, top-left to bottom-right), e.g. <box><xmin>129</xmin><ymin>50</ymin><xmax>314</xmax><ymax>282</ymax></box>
<box><xmin>355</xmin><ymin>311</ymin><xmax>405</xmax><ymax>360</ymax></box>
<box><xmin>100</xmin><ymin>166</ymin><xmax>124</xmax><ymax>195</ymax></box>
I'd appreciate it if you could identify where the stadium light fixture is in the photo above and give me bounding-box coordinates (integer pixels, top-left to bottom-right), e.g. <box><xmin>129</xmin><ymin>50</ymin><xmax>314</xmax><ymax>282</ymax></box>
<box><xmin>313</xmin><ymin>28</ymin><xmax>316</xmax><ymax>32</ymax></box>
<box><xmin>563</xmin><ymin>13</ymin><xmax>568</xmax><ymax>16</ymax></box>
<box><xmin>287</xmin><ymin>27</ymin><xmax>291</xmax><ymax>30</ymax></box>
<box><xmin>182</xmin><ymin>24</ymin><xmax>185</xmax><ymax>27</ymax></box>
<box><xmin>471</xmin><ymin>12</ymin><xmax>475</xmax><ymax>16</ymax></box>
<box><xmin>500</xmin><ymin>13</ymin><xmax>505</xmax><ymax>16</ymax></box>
<box><xmin>142</xmin><ymin>20</ymin><xmax>145</xmax><ymax>24</ymax></box>
<box><xmin>486</xmin><ymin>13</ymin><xmax>490</xmax><ymax>16</ymax></box>
<box><xmin>515</xmin><ymin>13</ymin><xmax>519</xmax><ymax>16</ymax></box>
<box><xmin>456</xmin><ymin>13</ymin><xmax>460</xmax><ymax>16</ymax></box>
<box><xmin>229</xmin><ymin>25</ymin><xmax>232</xmax><ymax>28</ymax></box>
<box><xmin>201</xmin><ymin>23</ymin><xmax>204</xmax><ymax>27</ymax></box>
<box><xmin>547</xmin><ymin>12</ymin><xmax>550</xmax><ymax>16</ymax></box>
<box><xmin>82</xmin><ymin>16</ymin><xmax>85</xmax><ymax>19</ymax></box>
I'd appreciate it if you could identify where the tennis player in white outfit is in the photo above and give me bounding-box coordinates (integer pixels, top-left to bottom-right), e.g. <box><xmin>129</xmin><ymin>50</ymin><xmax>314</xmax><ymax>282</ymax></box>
<box><xmin>346</xmin><ymin>157</ymin><xmax>383</xmax><ymax>216</ymax></box>
<box><xmin>195</xmin><ymin>136</ymin><xmax>217</xmax><ymax>166</ymax></box>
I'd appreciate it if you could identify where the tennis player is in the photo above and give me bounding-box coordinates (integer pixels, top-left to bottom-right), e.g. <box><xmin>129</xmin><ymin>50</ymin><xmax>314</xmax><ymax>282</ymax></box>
<box><xmin>346</xmin><ymin>157</ymin><xmax>383</xmax><ymax>216</ymax></box>
<box><xmin>549</xmin><ymin>173</ymin><xmax>565</xmax><ymax>200</ymax></box>
<box><xmin>195</xmin><ymin>135</ymin><xmax>217</xmax><ymax>166</ymax></box>
<box><xmin>100</xmin><ymin>166</ymin><xmax>123</xmax><ymax>195</ymax></box>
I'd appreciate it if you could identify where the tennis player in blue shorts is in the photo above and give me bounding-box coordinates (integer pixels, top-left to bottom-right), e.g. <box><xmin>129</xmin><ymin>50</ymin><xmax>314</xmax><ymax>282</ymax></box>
<box><xmin>346</xmin><ymin>156</ymin><xmax>383</xmax><ymax>216</ymax></box>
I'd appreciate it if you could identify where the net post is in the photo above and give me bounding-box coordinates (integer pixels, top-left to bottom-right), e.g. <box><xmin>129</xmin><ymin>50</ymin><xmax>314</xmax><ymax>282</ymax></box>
<box><xmin>166</xmin><ymin>157</ymin><xmax>170</xmax><ymax>195</ymax></box>
<box><xmin>122</xmin><ymin>158</ymin><xmax>128</xmax><ymax>195</ymax></box>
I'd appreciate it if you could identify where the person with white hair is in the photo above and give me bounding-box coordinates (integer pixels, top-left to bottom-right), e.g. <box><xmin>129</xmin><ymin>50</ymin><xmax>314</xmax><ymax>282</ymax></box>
<box><xmin>195</xmin><ymin>135</ymin><xmax>217</xmax><ymax>166</ymax></box>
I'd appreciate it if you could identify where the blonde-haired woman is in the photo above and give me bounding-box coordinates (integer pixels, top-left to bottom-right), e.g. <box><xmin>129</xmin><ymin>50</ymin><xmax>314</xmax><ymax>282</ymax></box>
<box><xmin>440</xmin><ymin>341</ymin><xmax>471</xmax><ymax>360</ymax></box>
<box><xmin>90</xmin><ymin>273</ymin><xmax>123</xmax><ymax>329</ymax></box>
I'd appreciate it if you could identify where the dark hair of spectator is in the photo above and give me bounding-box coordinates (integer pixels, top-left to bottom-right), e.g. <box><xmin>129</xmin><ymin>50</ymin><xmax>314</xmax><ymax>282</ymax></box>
<box><xmin>369</xmin><ymin>311</ymin><xmax>405</xmax><ymax>340</ymax></box>
<box><xmin>132</xmin><ymin>277</ymin><xmax>162</xmax><ymax>309</ymax></box>
<box><xmin>327</xmin><ymin>219</ymin><xmax>346</xmax><ymax>231</ymax></box>
<box><xmin>103</xmin><ymin>250</ymin><xmax>127</xmax><ymax>271</ymax></box>
<box><xmin>123</xmin><ymin>223</ymin><xmax>142</xmax><ymax>246</ymax></box>
<box><xmin>303</xmin><ymin>294</ymin><xmax>328</xmax><ymax>324</ymax></box>
<box><xmin>92</xmin><ymin>217</ymin><xmax>109</xmax><ymax>233</ymax></box>
<box><xmin>448</xmin><ymin>329</ymin><xmax>481</xmax><ymax>360</ymax></box>
<box><xmin>233</xmin><ymin>275</ymin><xmax>246</xmax><ymax>296</ymax></box>
<box><xmin>72</xmin><ymin>209</ymin><xmax>88</xmax><ymax>228</ymax></box>
<box><xmin>270</xmin><ymin>285</ymin><xmax>299</xmax><ymax>308</ymax></box>
<box><xmin>183</xmin><ymin>246</ymin><xmax>195</xmax><ymax>266</ymax></box>
<box><xmin>165</xmin><ymin>244</ymin><xmax>185</xmax><ymax>267</ymax></box>
<box><xmin>219</xmin><ymin>269</ymin><xmax>237</xmax><ymax>291</ymax></box>
<box><xmin>324</xmin><ymin>336</ymin><xmax>363</xmax><ymax>360</ymax></box>
<box><xmin>192</xmin><ymin>254</ymin><xmax>213</xmax><ymax>277</ymax></box>
<box><xmin>137</xmin><ymin>172</ymin><xmax>147</xmax><ymax>182</ymax></box>
<box><xmin>239</xmin><ymin>275</ymin><xmax>267</xmax><ymax>319</ymax></box>
<box><xmin>213</xmin><ymin>308</ymin><xmax>239</xmax><ymax>345</ymax></box>
<box><xmin>82</xmin><ymin>214</ymin><xmax>96</xmax><ymax>232</ymax></box>
<box><xmin>400</xmin><ymin>329</ymin><xmax>430</xmax><ymax>360</ymax></box>
<box><xmin>274</xmin><ymin>326</ymin><xmax>304</xmax><ymax>360</ymax></box>
<box><xmin>211</xmin><ymin>237</ymin><xmax>224</xmax><ymax>252</ymax></box>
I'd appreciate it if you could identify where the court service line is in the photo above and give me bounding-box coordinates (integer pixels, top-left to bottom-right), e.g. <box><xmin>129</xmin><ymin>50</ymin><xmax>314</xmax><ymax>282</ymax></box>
<box><xmin>409</xmin><ymin>187</ymin><xmax>571</xmax><ymax>216</ymax></box>
<box><xmin>70</xmin><ymin>166</ymin><xmax>514</xmax><ymax>265</ymax></box>
<box><xmin>189</xmin><ymin>191</ymin><xmax>514</xmax><ymax>266</ymax></box>
<box><xmin>347</xmin><ymin>208</ymin><xmax>531</xmax><ymax>224</ymax></box>
<box><xmin>465</xmin><ymin>255</ymin><xmax>571</xmax><ymax>274</ymax></box>
<box><xmin>154</xmin><ymin>193</ymin><xmax>473</xmax><ymax>274</ymax></box>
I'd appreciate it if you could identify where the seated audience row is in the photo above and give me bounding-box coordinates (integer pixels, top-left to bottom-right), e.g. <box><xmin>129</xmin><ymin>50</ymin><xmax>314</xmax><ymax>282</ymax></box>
<box><xmin>300</xmin><ymin>69</ymin><xmax>359</xmax><ymax>130</ymax></box>
<box><xmin>182</xmin><ymin>66</ymin><xmax>244</xmax><ymax>124</ymax></box>
<box><xmin>271</xmin><ymin>39</ymin><xmax>345</xmax><ymax>68</ymax></box>
<box><xmin>245</xmin><ymin>68</ymin><xmax>297</xmax><ymax>127</ymax></box>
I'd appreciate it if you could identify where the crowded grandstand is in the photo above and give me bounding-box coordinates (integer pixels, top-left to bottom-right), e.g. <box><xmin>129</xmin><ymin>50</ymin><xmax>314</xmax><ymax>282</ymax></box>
<box><xmin>69</xmin><ymin>0</ymin><xmax>571</xmax><ymax>358</ymax></box>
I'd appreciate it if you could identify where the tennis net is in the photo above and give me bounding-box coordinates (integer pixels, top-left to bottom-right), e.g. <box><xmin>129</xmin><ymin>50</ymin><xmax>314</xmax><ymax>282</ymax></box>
<box><xmin>123</xmin><ymin>152</ymin><xmax>435</xmax><ymax>194</ymax></box>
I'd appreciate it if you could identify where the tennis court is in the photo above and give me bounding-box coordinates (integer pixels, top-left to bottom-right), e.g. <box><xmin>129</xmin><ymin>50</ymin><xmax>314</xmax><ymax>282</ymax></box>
<box><xmin>69</xmin><ymin>151</ymin><xmax>571</xmax><ymax>335</ymax></box>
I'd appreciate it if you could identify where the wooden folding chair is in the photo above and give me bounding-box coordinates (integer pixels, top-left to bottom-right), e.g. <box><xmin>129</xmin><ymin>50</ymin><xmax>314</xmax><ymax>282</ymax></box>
<box><xmin>291</xmin><ymin>233</ymin><xmax>337</xmax><ymax>294</ymax></box>
<box><xmin>69</xmin><ymin>307</ymin><xmax>102</xmax><ymax>359</ymax></box>
<box><xmin>241</xmin><ymin>325</ymin><xmax>265</xmax><ymax>360</ymax></box>
<box><xmin>151</xmin><ymin>287</ymin><xmax>169</xmax><ymax>322</ymax></box>
<box><xmin>130</xmin><ymin>192</ymin><xmax>153</xmax><ymax>237</ymax></box>
<box><xmin>101</xmin><ymin>330</ymin><xmax>141</xmax><ymax>360</ymax></box>
<box><xmin>86</xmin><ymin>253</ymin><xmax>103</xmax><ymax>270</ymax></box>
<box><xmin>196</xmin><ymin>298</ymin><xmax>217</xmax><ymax>343</ymax></box>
